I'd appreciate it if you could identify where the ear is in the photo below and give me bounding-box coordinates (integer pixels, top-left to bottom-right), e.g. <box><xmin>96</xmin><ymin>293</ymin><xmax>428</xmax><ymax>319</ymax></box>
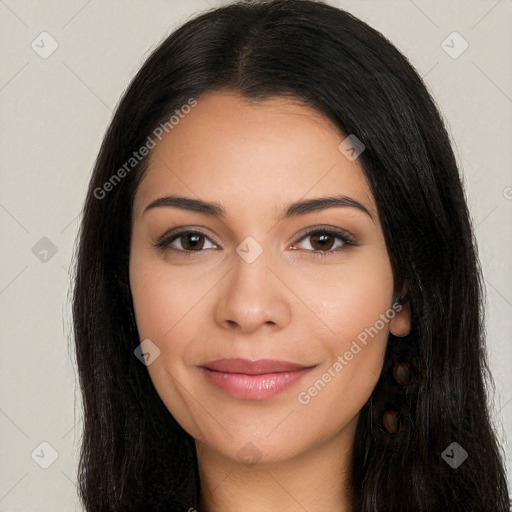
<box><xmin>389</xmin><ymin>285</ymin><xmax>411</xmax><ymax>337</ymax></box>
<box><xmin>389</xmin><ymin>300</ymin><xmax>411</xmax><ymax>337</ymax></box>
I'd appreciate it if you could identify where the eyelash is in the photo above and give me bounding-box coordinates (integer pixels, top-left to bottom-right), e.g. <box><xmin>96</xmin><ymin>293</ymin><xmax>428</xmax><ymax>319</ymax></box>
<box><xmin>154</xmin><ymin>226</ymin><xmax>356</xmax><ymax>258</ymax></box>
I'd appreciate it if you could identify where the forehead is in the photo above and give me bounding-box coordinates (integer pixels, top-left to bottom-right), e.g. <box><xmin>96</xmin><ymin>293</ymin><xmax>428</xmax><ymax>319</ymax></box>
<box><xmin>133</xmin><ymin>90</ymin><xmax>376</xmax><ymax>220</ymax></box>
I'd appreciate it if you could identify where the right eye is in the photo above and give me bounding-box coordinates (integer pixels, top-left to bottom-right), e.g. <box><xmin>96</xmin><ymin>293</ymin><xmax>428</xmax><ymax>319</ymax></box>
<box><xmin>154</xmin><ymin>229</ymin><xmax>218</xmax><ymax>254</ymax></box>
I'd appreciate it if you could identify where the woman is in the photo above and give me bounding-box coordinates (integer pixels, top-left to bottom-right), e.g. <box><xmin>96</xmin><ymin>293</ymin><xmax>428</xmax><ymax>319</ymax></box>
<box><xmin>72</xmin><ymin>0</ymin><xmax>510</xmax><ymax>510</ymax></box>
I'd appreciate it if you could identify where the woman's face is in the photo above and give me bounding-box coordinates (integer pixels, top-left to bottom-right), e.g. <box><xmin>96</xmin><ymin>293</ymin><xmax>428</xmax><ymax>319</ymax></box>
<box><xmin>129</xmin><ymin>90</ymin><xmax>410</xmax><ymax>464</ymax></box>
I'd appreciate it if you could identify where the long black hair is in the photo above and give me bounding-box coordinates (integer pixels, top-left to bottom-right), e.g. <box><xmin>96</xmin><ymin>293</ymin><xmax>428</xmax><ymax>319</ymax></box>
<box><xmin>71</xmin><ymin>1</ymin><xmax>510</xmax><ymax>510</ymax></box>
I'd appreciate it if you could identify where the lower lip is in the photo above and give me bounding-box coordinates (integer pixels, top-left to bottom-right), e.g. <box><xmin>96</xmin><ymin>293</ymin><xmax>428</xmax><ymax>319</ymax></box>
<box><xmin>200</xmin><ymin>367</ymin><xmax>314</xmax><ymax>400</ymax></box>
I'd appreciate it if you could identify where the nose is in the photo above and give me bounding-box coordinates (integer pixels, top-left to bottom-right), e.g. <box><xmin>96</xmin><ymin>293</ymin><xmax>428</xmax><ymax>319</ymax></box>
<box><xmin>213</xmin><ymin>248</ymin><xmax>292</xmax><ymax>335</ymax></box>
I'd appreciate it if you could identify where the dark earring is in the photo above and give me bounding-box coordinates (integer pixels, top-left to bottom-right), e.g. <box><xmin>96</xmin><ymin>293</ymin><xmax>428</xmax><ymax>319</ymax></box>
<box><xmin>382</xmin><ymin>409</ymin><xmax>401</xmax><ymax>434</ymax></box>
<box><xmin>393</xmin><ymin>361</ymin><xmax>414</xmax><ymax>386</ymax></box>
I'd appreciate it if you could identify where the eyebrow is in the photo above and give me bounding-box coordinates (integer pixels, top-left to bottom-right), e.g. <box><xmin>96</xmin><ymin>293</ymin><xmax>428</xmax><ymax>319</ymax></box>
<box><xmin>142</xmin><ymin>194</ymin><xmax>374</xmax><ymax>221</ymax></box>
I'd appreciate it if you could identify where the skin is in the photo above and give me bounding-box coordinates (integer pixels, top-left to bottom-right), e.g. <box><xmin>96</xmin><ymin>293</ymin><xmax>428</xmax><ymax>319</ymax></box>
<box><xmin>129</xmin><ymin>90</ymin><xmax>411</xmax><ymax>512</ymax></box>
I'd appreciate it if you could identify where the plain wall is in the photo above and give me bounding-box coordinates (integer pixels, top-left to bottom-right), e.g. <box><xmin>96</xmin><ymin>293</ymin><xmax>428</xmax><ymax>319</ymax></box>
<box><xmin>0</xmin><ymin>0</ymin><xmax>511</xmax><ymax>509</ymax></box>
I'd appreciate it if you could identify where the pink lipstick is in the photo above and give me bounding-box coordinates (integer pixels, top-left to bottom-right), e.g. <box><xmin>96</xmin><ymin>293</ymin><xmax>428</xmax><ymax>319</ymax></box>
<box><xmin>200</xmin><ymin>358</ymin><xmax>315</xmax><ymax>400</ymax></box>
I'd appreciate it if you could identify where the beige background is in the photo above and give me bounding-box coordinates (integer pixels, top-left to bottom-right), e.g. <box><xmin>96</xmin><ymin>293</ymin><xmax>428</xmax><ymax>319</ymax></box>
<box><xmin>0</xmin><ymin>0</ymin><xmax>511</xmax><ymax>510</ymax></box>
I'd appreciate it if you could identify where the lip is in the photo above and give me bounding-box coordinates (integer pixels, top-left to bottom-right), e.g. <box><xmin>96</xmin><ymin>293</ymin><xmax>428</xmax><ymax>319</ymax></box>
<box><xmin>203</xmin><ymin>358</ymin><xmax>312</xmax><ymax>375</ymax></box>
<box><xmin>200</xmin><ymin>358</ymin><xmax>316</xmax><ymax>400</ymax></box>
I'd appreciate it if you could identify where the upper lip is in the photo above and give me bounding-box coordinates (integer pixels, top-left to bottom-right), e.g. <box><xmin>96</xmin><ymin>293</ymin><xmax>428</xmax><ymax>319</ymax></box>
<box><xmin>202</xmin><ymin>358</ymin><xmax>314</xmax><ymax>375</ymax></box>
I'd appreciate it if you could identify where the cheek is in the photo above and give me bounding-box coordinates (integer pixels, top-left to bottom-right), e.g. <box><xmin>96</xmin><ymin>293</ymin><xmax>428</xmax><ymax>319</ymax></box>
<box><xmin>128</xmin><ymin>253</ymin><xmax>220</xmax><ymax>402</ymax></box>
<box><xmin>292</xmin><ymin>246</ymin><xmax>395</xmax><ymax>344</ymax></box>
<box><xmin>128</xmin><ymin>256</ymin><xmax>192</xmax><ymax>402</ymax></box>
<box><xmin>291</xmin><ymin>249</ymin><xmax>394</xmax><ymax>414</ymax></box>
<box><xmin>129</xmin><ymin>257</ymin><xmax>211</xmax><ymax>436</ymax></box>
<box><xmin>129</xmin><ymin>254</ymin><xmax>211</xmax><ymax>344</ymax></box>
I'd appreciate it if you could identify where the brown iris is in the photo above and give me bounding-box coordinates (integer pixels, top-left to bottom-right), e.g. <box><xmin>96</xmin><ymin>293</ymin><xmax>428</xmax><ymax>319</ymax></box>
<box><xmin>180</xmin><ymin>232</ymin><xmax>205</xmax><ymax>251</ymax></box>
<box><xmin>309</xmin><ymin>232</ymin><xmax>335</xmax><ymax>251</ymax></box>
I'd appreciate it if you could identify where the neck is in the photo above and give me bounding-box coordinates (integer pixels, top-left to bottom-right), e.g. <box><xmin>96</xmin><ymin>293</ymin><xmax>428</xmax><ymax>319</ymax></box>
<box><xmin>195</xmin><ymin>417</ymin><xmax>357</xmax><ymax>512</ymax></box>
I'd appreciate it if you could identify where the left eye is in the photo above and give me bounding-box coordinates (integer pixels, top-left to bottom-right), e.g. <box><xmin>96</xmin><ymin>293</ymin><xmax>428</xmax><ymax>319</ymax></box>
<box><xmin>291</xmin><ymin>229</ymin><xmax>354</xmax><ymax>254</ymax></box>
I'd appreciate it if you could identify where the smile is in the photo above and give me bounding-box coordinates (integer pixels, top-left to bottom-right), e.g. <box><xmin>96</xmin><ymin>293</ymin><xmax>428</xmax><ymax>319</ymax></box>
<box><xmin>199</xmin><ymin>358</ymin><xmax>316</xmax><ymax>400</ymax></box>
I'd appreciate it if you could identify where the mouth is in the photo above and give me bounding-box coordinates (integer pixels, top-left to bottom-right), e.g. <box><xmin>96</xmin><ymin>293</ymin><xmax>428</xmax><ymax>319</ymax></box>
<box><xmin>199</xmin><ymin>358</ymin><xmax>317</xmax><ymax>400</ymax></box>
